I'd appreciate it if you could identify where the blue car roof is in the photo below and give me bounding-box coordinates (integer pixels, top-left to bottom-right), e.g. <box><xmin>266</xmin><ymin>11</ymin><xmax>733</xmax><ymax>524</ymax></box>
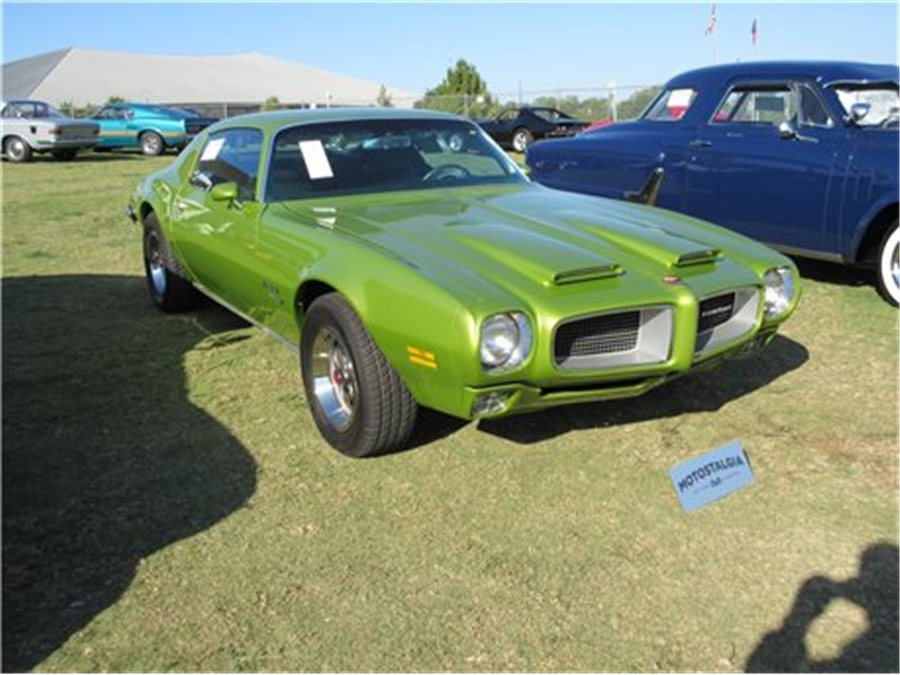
<box><xmin>667</xmin><ymin>61</ymin><xmax>899</xmax><ymax>87</ymax></box>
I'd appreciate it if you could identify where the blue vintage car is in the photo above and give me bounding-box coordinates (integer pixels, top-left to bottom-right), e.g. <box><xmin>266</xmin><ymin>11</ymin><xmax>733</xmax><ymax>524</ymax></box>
<box><xmin>92</xmin><ymin>103</ymin><xmax>218</xmax><ymax>156</ymax></box>
<box><xmin>526</xmin><ymin>61</ymin><xmax>899</xmax><ymax>305</ymax></box>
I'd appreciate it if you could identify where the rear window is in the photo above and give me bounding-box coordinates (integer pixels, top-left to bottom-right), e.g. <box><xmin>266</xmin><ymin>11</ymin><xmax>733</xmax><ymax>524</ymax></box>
<box><xmin>643</xmin><ymin>88</ymin><xmax>698</xmax><ymax>121</ymax></box>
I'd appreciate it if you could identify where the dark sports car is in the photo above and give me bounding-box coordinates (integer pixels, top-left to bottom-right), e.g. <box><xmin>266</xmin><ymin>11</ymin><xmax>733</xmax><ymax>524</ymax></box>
<box><xmin>477</xmin><ymin>106</ymin><xmax>587</xmax><ymax>152</ymax></box>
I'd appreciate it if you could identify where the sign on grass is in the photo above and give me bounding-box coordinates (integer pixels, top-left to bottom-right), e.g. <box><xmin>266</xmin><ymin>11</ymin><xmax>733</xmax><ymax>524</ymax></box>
<box><xmin>669</xmin><ymin>440</ymin><xmax>753</xmax><ymax>512</ymax></box>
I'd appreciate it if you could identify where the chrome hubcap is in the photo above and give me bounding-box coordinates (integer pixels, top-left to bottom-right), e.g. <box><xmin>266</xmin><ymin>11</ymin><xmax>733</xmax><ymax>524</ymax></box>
<box><xmin>513</xmin><ymin>133</ymin><xmax>527</xmax><ymax>151</ymax></box>
<box><xmin>311</xmin><ymin>327</ymin><xmax>359</xmax><ymax>431</ymax></box>
<box><xmin>144</xmin><ymin>135</ymin><xmax>161</xmax><ymax>153</ymax></box>
<box><xmin>147</xmin><ymin>234</ymin><xmax>167</xmax><ymax>296</ymax></box>
<box><xmin>881</xmin><ymin>229</ymin><xmax>900</xmax><ymax>304</ymax></box>
<box><xmin>8</xmin><ymin>139</ymin><xmax>24</xmax><ymax>160</ymax></box>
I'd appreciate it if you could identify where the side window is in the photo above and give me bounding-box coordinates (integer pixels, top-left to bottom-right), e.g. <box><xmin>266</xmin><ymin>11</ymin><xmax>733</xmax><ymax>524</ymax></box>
<box><xmin>796</xmin><ymin>84</ymin><xmax>832</xmax><ymax>127</ymax></box>
<box><xmin>644</xmin><ymin>88</ymin><xmax>698</xmax><ymax>121</ymax></box>
<box><xmin>713</xmin><ymin>84</ymin><xmax>795</xmax><ymax>125</ymax></box>
<box><xmin>192</xmin><ymin>128</ymin><xmax>264</xmax><ymax>201</ymax></box>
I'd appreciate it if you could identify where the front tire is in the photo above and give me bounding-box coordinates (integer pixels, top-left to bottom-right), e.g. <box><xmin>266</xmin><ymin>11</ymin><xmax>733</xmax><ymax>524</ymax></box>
<box><xmin>875</xmin><ymin>223</ymin><xmax>900</xmax><ymax>306</ymax></box>
<box><xmin>301</xmin><ymin>294</ymin><xmax>417</xmax><ymax>457</ymax></box>
<box><xmin>511</xmin><ymin>127</ymin><xmax>534</xmax><ymax>152</ymax></box>
<box><xmin>142</xmin><ymin>212</ymin><xmax>200</xmax><ymax>312</ymax></box>
<box><xmin>140</xmin><ymin>131</ymin><xmax>165</xmax><ymax>156</ymax></box>
<box><xmin>4</xmin><ymin>136</ymin><xmax>32</xmax><ymax>163</ymax></box>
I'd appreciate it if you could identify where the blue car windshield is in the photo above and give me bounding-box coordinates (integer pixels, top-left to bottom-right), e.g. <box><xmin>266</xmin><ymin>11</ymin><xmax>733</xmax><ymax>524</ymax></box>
<box><xmin>267</xmin><ymin>119</ymin><xmax>526</xmax><ymax>201</ymax></box>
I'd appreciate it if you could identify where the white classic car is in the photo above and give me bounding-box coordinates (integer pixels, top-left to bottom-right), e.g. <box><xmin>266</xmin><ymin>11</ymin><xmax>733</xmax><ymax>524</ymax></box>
<box><xmin>1</xmin><ymin>99</ymin><xmax>100</xmax><ymax>162</ymax></box>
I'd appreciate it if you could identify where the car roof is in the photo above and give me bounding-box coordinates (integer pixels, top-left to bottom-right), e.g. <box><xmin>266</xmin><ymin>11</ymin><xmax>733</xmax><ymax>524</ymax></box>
<box><xmin>666</xmin><ymin>61</ymin><xmax>899</xmax><ymax>87</ymax></box>
<box><xmin>212</xmin><ymin>107</ymin><xmax>467</xmax><ymax>133</ymax></box>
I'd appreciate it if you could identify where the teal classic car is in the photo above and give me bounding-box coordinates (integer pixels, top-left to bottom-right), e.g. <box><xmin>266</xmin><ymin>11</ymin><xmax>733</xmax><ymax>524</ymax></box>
<box><xmin>127</xmin><ymin>109</ymin><xmax>799</xmax><ymax>457</ymax></box>
<box><xmin>94</xmin><ymin>103</ymin><xmax>217</xmax><ymax>155</ymax></box>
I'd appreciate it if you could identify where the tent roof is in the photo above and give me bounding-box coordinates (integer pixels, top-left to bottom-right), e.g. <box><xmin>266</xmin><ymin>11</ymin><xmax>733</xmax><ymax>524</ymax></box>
<box><xmin>2</xmin><ymin>48</ymin><xmax>417</xmax><ymax>107</ymax></box>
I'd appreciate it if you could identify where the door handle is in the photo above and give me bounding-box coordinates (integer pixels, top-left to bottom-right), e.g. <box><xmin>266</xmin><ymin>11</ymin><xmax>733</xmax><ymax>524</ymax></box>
<box><xmin>689</xmin><ymin>139</ymin><xmax>713</xmax><ymax>149</ymax></box>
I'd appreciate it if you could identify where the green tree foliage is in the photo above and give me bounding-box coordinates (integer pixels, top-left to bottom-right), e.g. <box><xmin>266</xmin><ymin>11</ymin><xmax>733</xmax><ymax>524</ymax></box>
<box><xmin>59</xmin><ymin>101</ymin><xmax>76</xmax><ymax>117</ymax></box>
<box><xmin>615</xmin><ymin>86</ymin><xmax>661</xmax><ymax>120</ymax></box>
<box><xmin>106</xmin><ymin>95</ymin><xmax>125</xmax><ymax>104</ymax></box>
<box><xmin>416</xmin><ymin>59</ymin><xmax>501</xmax><ymax>118</ymax></box>
<box><xmin>261</xmin><ymin>96</ymin><xmax>282</xmax><ymax>111</ymax></box>
<box><xmin>376</xmin><ymin>85</ymin><xmax>393</xmax><ymax>108</ymax></box>
<box><xmin>532</xmin><ymin>95</ymin><xmax>611</xmax><ymax>122</ymax></box>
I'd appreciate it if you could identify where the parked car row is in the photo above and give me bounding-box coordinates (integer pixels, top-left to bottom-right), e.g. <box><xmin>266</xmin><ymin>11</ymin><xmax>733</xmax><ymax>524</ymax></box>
<box><xmin>526</xmin><ymin>61</ymin><xmax>900</xmax><ymax>306</ymax></box>
<box><xmin>1</xmin><ymin>99</ymin><xmax>218</xmax><ymax>162</ymax></box>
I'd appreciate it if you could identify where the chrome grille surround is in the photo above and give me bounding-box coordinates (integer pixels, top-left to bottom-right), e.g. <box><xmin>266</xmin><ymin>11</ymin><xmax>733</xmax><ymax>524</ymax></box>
<box><xmin>554</xmin><ymin>305</ymin><xmax>673</xmax><ymax>371</ymax></box>
<box><xmin>694</xmin><ymin>287</ymin><xmax>760</xmax><ymax>356</ymax></box>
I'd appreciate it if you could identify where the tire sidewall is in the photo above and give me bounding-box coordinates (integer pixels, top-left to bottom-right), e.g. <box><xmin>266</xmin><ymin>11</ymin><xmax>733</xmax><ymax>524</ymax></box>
<box><xmin>300</xmin><ymin>301</ymin><xmax>371</xmax><ymax>456</ymax></box>
<box><xmin>141</xmin><ymin>131</ymin><xmax>164</xmax><ymax>156</ymax></box>
<box><xmin>512</xmin><ymin>128</ymin><xmax>533</xmax><ymax>152</ymax></box>
<box><xmin>877</xmin><ymin>226</ymin><xmax>900</xmax><ymax>306</ymax></box>
<box><xmin>5</xmin><ymin>136</ymin><xmax>31</xmax><ymax>163</ymax></box>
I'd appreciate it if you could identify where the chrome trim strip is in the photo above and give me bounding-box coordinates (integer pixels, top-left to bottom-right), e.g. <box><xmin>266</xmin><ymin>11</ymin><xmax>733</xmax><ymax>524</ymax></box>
<box><xmin>191</xmin><ymin>282</ymin><xmax>297</xmax><ymax>353</ymax></box>
<box><xmin>767</xmin><ymin>243</ymin><xmax>845</xmax><ymax>263</ymax></box>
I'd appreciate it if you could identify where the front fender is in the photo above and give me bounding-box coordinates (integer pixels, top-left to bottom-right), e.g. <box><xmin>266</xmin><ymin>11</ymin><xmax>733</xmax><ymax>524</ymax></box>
<box><xmin>848</xmin><ymin>193</ymin><xmax>899</xmax><ymax>261</ymax></box>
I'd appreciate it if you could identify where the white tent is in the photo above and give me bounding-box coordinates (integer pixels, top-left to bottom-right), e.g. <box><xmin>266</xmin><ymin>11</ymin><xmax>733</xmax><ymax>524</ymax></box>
<box><xmin>2</xmin><ymin>48</ymin><xmax>416</xmax><ymax>110</ymax></box>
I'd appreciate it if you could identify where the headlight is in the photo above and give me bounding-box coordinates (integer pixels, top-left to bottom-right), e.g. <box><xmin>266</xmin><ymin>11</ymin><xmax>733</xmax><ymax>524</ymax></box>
<box><xmin>764</xmin><ymin>267</ymin><xmax>795</xmax><ymax>318</ymax></box>
<box><xmin>480</xmin><ymin>312</ymin><xmax>533</xmax><ymax>373</ymax></box>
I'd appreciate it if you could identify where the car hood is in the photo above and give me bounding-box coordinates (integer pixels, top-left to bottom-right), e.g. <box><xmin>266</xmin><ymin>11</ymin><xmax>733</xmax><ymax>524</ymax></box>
<box><xmin>277</xmin><ymin>183</ymin><xmax>776</xmax><ymax>305</ymax></box>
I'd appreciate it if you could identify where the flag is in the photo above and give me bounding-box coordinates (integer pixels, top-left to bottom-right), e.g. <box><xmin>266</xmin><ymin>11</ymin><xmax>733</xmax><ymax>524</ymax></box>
<box><xmin>705</xmin><ymin>4</ymin><xmax>717</xmax><ymax>35</ymax></box>
<box><xmin>751</xmin><ymin>17</ymin><xmax>758</xmax><ymax>46</ymax></box>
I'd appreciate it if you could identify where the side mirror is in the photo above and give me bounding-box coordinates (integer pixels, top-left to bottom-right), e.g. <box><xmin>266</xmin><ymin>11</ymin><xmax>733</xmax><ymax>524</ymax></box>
<box><xmin>778</xmin><ymin>120</ymin><xmax>799</xmax><ymax>140</ymax></box>
<box><xmin>848</xmin><ymin>102</ymin><xmax>871</xmax><ymax>124</ymax></box>
<box><xmin>209</xmin><ymin>181</ymin><xmax>239</xmax><ymax>203</ymax></box>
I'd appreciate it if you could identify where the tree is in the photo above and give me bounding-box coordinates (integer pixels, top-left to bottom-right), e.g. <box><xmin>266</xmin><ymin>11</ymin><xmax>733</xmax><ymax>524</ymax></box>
<box><xmin>616</xmin><ymin>86</ymin><xmax>661</xmax><ymax>120</ymax></box>
<box><xmin>416</xmin><ymin>59</ymin><xmax>500</xmax><ymax>118</ymax></box>
<box><xmin>376</xmin><ymin>84</ymin><xmax>393</xmax><ymax>108</ymax></box>
<box><xmin>59</xmin><ymin>101</ymin><xmax>76</xmax><ymax>117</ymax></box>
<box><xmin>261</xmin><ymin>96</ymin><xmax>282</xmax><ymax>111</ymax></box>
<box><xmin>106</xmin><ymin>95</ymin><xmax>125</xmax><ymax>104</ymax></box>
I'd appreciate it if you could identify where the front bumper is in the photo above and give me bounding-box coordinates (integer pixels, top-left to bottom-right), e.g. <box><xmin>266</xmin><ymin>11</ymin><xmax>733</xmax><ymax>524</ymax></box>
<box><xmin>462</xmin><ymin>329</ymin><xmax>777</xmax><ymax>419</ymax></box>
<box><xmin>32</xmin><ymin>138</ymin><xmax>100</xmax><ymax>151</ymax></box>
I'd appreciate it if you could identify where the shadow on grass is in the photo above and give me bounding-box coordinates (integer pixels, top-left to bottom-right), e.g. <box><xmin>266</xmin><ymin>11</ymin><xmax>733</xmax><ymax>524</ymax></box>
<box><xmin>478</xmin><ymin>335</ymin><xmax>808</xmax><ymax>444</ymax></box>
<box><xmin>746</xmin><ymin>542</ymin><xmax>899</xmax><ymax>672</ymax></box>
<box><xmin>2</xmin><ymin>274</ymin><xmax>257</xmax><ymax>672</ymax></box>
<box><xmin>791</xmin><ymin>256</ymin><xmax>872</xmax><ymax>290</ymax></box>
<box><xmin>1</xmin><ymin>152</ymin><xmax>145</xmax><ymax>164</ymax></box>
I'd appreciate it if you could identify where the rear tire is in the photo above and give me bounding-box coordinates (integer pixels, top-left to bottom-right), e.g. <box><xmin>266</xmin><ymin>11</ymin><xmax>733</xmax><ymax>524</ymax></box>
<box><xmin>142</xmin><ymin>212</ymin><xmax>200</xmax><ymax>312</ymax></box>
<box><xmin>875</xmin><ymin>222</ymin><xmax>900</xmax><ymax>306</ymax></box>
<box><xmin>4</xmin><ymin>136</ymin><xmax>32</xmax><ymax>163</ymax></box>
<box><xmin>140</xmin><ymin>131</ymin><xmax>165</xmax><ymax>156</ymax></box>
<box><xmin>301</xmin><ymin>293</ymin><xmax>417</xmax><ymax>457</ymax></box>
<box><xmin>511</xmin><ymin>127</ymin><xmax>534</xmax><ymax>152</ymax></box>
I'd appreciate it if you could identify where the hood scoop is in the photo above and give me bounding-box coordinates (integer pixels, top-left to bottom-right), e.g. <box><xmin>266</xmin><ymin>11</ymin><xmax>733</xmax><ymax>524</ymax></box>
<box><xmin>553</xmin><ymin>264</ymin><xmax>623</xmax><ymax>285</ymax></box>
<box><xmin>674</xmin><ymin>249</ymin><xmax>722</xmax><ymax>267</ymax></box>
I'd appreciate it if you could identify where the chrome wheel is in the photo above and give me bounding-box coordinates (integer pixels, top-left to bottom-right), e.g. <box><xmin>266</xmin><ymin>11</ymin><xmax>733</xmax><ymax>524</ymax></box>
<box><xmin>146</xmin><ymin>232</ymin><xmax>167</xmax><ymax>297</ymax></box>
<box><xmin>141</xmin><ymin>132</ymin><xmax>163</xmax><ymax>156</ymax></box>
<box><xmin>5</xmin><ymin>137</ymin><xmax>29</xmax><ymax>162</ymax></box>
<box><xmin>311</xmin><ymin>327</ymin><xmax>359</xmax><ymax>431</ymax></box>
<box><xmin>512</xmin><ymin>129</ymin><xmax>531</xmax><ymax>152</ymax></box>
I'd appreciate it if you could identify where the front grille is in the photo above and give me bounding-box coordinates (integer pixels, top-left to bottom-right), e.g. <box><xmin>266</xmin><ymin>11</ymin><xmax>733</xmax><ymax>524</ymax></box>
<box><xmin>554</xmin><ymin>311</ymin><xmax>640</xmax><ymax>363</ymax></box>
<box><xmin>185</xmin><ymin>121</ymin><xmax>212</xmax><ymax>135</ymax></box>
<box><xmin>698</xmin><ymin>293</ymin><xmax>735</xmax><ymax>333</ymax></box>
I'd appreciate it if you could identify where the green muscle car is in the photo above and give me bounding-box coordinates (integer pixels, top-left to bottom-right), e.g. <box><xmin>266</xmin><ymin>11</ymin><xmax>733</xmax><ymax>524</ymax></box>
<box><xmin>127</xmin><ymin>109</ymin><xmax>799</xmax><ymax>457</ymax></box>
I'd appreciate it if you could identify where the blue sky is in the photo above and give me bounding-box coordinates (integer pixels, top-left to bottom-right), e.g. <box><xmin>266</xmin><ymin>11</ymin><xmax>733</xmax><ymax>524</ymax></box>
<box><xmin>2</xmin><ymin>2</ymin><xmax>898</xmax><ymax>98</ymax></box>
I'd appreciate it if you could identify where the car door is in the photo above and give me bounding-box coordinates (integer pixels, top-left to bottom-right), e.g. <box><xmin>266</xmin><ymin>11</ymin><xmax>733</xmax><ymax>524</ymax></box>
<box><xmin>171</xmin><ymin>128</ymin><xmax>269</xmax><ymax>318</ymax></box>
<box><xmin>94</xmin><ymin>107</ymin><xmax>131</xmax><ymax>147</ymax></box>
<box><xmin>687</xmin><ymin>79</ymin><xmax>843</xmax><ymax>253</ymax></box>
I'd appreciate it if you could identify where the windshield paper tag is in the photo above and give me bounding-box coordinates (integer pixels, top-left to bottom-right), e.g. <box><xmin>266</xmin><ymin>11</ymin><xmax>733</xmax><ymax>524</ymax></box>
<box><xmin>299</xmin><ymin>140</ymin><xmax>334</xmax><ymax>180</ymax></box>
<box><xmin>669</xmin><ymin>440</ymin><xmax>753</xmax><ymax>513</ymax></box>
<box><xmin>201</xmin><ymin>138</ymin><xmax>225</xmax><ymax>161</ymax></box>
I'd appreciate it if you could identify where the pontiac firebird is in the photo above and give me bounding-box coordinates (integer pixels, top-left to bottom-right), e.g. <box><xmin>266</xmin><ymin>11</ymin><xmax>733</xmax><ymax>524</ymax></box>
<box><xmin>127</xmin><ymin>109</ymin><xmax>799</xmax><ymax>457</ymax></box>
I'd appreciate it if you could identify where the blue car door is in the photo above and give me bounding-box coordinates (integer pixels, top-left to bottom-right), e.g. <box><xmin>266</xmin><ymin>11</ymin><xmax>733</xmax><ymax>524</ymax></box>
<box><xmin>686</xmin><ymin>80</ymin><xmax>843</xmax><ymax>254</ymax></box>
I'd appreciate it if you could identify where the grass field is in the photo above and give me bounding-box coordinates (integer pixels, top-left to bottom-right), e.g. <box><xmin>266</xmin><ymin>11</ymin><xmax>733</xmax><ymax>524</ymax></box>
<box><xmin>3</xmin><ymin>153</ymin><xmax>898</xmax><ymax>672</ymax></box>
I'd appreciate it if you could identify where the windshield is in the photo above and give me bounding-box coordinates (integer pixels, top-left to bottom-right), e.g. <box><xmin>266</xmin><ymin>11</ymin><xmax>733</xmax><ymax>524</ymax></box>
<box><xmin>1</xmin><ymin>101</ymin><xmax>66</xmax><ymax>119</ymax></box>
<box><xmin>833</xmin><ymin>83</ymin><xmax>899</xmax><ymax>127</ymax></box>
<box><xmin>267</xmin><ymin>119</ymin><xmax>526</xmax><ymax>201</ymax></box>
<box><xmin>531</xmin><ymin>108</ymin><xmax>573</xmax><ymax>122</ymax></box>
